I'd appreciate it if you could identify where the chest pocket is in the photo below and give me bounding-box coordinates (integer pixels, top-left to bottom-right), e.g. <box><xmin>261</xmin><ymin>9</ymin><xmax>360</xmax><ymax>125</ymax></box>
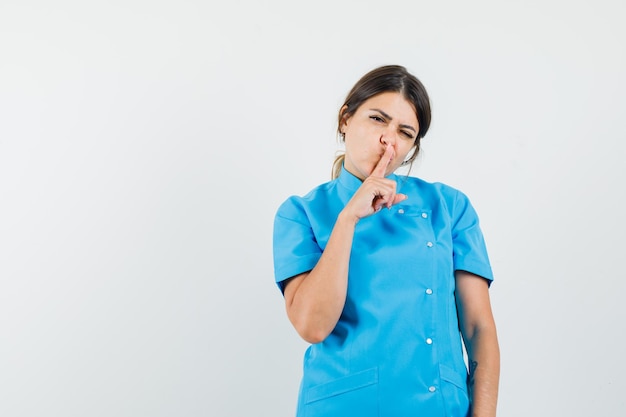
<box><xmin>392</xmin><ymin>205</ymin><xmax>435</xmax><ymax>244</ymax></box>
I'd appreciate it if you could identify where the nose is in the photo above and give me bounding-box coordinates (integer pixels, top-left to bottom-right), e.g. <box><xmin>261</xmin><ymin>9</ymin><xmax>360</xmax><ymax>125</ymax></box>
<box><xmin>379</xmin><ymin>128</ymin><xmax>398</xmax><ymax>147</ymax></box>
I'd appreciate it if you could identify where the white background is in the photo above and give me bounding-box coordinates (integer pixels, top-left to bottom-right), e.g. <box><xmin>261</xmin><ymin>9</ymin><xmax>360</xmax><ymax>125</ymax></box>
<box><xmin>1</xmin><ymin>1</ymin><xmax>625</xmax><ymax>416</ymax></box>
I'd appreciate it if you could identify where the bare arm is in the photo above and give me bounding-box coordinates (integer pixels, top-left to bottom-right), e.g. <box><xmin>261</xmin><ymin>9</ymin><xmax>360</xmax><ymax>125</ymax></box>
<box><xmin>283</xmin><ymin>144</ymin><xmax>406</xmax><ymax>344</ymax></box>
<box><xmin>283</xmin><ymin>211</ymin><xmax>356</xmax><ymax>344</ymax></box>
<box><xmin>455</xmin><ymin>270</ymin><xmax>500</xmax><ymax>417</ymax></box>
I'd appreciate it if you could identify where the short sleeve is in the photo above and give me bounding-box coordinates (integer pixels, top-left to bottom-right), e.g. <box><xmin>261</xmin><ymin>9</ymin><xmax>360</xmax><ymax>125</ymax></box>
<box><xmin>451</xmin><ymin>190</ymin><xmax>494</xmax><ymax>285</ymax></box>
<box><xmin>273</xmin><ymin>197</ymin><xmax>323</xmax><ymax>293</ymax></box>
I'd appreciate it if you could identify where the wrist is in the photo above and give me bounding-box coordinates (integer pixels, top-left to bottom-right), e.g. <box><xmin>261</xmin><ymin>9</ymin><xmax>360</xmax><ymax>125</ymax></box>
<box><xmin>337</xmin><ymin>209</ymin><xmax>360</xmax><ymax>228</ymax></box>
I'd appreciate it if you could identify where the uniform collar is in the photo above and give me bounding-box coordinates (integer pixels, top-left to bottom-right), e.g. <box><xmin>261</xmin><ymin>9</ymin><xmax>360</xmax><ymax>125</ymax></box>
<box><xmin>337</xmin><ymin>164</ymin><xmax>398</xmax><ymax>192</ymax></box>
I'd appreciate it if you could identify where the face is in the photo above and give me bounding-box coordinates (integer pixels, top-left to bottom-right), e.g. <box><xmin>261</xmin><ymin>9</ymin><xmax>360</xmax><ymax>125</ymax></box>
<box><xmin>341</xmin><ymin>92</ymin><xmax>419</xmax><ymax>180</ymax></box>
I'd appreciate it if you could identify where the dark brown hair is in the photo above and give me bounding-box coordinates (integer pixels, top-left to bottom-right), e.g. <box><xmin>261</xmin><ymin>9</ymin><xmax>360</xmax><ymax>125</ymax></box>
<box><xmin>332</xmin><ymin>65</ymin><xmax>432</xmax><ymax>179</ymax></box>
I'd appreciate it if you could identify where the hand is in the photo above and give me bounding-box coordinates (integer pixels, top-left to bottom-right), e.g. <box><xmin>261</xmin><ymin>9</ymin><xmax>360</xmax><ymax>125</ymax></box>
<box><xmin>342</xmin><ymin>144</ymin><xmax>408</xmax><ymax>222</ymax></box>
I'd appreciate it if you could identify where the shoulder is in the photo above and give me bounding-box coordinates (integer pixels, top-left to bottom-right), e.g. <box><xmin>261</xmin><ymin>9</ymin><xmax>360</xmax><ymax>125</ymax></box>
<box><xmin>275</xmin><ymin>179</ymin><xmax>339</xmax><ymax>220</ymax></box>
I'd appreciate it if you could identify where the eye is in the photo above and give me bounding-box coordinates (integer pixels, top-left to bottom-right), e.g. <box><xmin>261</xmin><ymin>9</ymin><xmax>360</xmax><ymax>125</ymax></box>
<box><xmin>370</xmin><ymin>115</ymin><xmax>385</xmax><ymax>123</ymax></box>
<box><xmin>401</xmin><ymin>130</ymin><xmax>414</xmax><ymax>139</ymax></box>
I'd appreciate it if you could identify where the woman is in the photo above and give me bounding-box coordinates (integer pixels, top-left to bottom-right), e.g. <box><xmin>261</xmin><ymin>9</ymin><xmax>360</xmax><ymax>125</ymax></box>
<box><xmin>273</xmin><ymin>65</ymin><xmax>499</xmax><ymax>417</ymax></box>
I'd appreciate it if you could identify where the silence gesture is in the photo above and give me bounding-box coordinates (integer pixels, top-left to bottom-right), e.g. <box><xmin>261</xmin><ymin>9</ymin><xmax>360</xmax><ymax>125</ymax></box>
<box><xmin>343</xmin><ymin>144</ymin><xmax>408</xmax><ymax>222</ymax></box>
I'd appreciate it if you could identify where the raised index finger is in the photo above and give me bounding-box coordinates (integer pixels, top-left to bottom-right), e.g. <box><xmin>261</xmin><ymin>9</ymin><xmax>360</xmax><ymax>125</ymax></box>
<box><xmin>370</xmin><ymin>144</ymin><xmax>395</xmax><ymax>178</ymax></box>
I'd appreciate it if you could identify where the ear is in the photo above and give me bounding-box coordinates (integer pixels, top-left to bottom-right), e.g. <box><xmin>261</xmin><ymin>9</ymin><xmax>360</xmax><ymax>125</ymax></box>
<box><xmin>339</xmin><ymin>105</ymin><xmax>350</xmax><ymax>133</ymax></box>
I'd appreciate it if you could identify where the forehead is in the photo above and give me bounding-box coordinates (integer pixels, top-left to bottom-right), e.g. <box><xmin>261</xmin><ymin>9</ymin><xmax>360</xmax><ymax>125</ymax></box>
<box><xmin>359</xmin><ymin>92</ymin><xmax>418</xmax><ymax>125</ymax></box>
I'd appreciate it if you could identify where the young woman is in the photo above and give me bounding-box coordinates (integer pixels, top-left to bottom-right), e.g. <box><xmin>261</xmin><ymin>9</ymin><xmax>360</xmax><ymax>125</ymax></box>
<box><xmin>273</xmin><ymin>65</ymin><xmax>499</xmax><ymax>417</ymax></box>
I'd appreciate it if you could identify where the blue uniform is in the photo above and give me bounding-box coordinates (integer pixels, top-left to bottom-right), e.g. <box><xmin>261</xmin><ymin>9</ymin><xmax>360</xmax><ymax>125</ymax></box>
<box><xmin>273</xmin><ymin>166</ymin><xmax>493</xmax><ymax>417</ymax></box>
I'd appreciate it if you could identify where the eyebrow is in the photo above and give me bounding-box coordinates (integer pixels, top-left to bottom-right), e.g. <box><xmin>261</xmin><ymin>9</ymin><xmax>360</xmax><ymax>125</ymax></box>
<box><xmin>370</xmin><ymin>108</ymin><xmax>417</xmax><ymax>133</ymax></box>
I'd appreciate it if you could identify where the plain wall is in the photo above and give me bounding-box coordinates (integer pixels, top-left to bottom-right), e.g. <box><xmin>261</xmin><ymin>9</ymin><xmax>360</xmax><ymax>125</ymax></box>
<box><xmin>1</xmin><ymin>0</ymin><xmax>625</xmax><ymax>416</ymax></box>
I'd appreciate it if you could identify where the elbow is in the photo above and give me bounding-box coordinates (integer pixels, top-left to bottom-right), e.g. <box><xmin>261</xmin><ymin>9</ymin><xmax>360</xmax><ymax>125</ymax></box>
<box><xmin>298</xmin><ymin>327</ymin><xmax>329</xmax><ymax>344</ymax></box>
<box><xmin>290</xmin><ymin>315</ymin><xmax>332</xmax><ymax>344</ymax></box>
<box><xmin>285</xmin><ymin>295</ymin><xmax>337</xmax><ymax>344</ymax></box>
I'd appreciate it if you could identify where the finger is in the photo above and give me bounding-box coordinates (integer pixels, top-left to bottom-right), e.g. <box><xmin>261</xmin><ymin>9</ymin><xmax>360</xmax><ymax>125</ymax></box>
<box><xmin>373</xmin><ymin>196</ymin><xmax>385</xmax><ymax>213</ymax></box>
<box><xmin>374</xmin><ymin>193</ymin><xmax>405</xmax><ymax>211</ymax></box>
<box><xmin>371</xmin><ymin>183</ymin><xmax>400</xmax><ymax>211</ymax></box>
<box><xmin>370</xmin><ymin>144</ymin><xmax>395</xmax><ymax>178</ymax></box>
<box><xmin>391</xmin><ymin>193</ymin><xmax>408</xmax><ymax>206</ymax></box>
<box><xmin>383</xmin><ymin>189</ymin><xmax>407</xmax><ymax>210</ymax></box>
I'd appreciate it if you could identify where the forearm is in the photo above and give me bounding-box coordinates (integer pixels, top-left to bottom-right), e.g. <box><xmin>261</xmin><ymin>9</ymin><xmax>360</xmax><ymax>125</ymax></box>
<box><xmin>466</xmin><ymin>327</ymin><xmax>500</xmax><ymax>417</ymax></box>
<box><xmin>286</xmin><ymin>210</ymin><xmax>357</xmax><ymax>343</ymax></box>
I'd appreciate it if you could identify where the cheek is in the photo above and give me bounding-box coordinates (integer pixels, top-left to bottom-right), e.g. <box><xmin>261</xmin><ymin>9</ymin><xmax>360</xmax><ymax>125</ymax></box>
<box><xmin>397</xmin><ymin>143</ymin><xmax>415</xmax><ymax>158</ymax></box>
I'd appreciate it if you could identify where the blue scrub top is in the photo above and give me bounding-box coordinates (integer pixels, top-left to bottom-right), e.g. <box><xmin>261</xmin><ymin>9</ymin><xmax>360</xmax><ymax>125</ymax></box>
<box><xmin>273</xmin><ymin>166</ymin><xmax>493</xmax><ymax>417</ymax></box>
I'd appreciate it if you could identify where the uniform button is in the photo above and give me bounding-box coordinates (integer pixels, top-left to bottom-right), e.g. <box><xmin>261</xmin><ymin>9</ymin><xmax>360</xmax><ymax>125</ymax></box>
<box><xmin>398</xmin><ymin>208</ymin><xmax>405</xmax><ymax>214</ymax></box>
<box><xmin>421</xmin><ymin>212</ymin><xmax>428</xmax><ymax>218</ymax></box>
<box><xmin>428</xmin><ymin>386</ymin><xmax>436</xmax><ymax>392</ymax></box>
<box><xmin>426</xmin><ymin>242</ymin><xmax>433</xmax><ymax>248</ymax></box>
<box><xmin>425</xmin><ymin>288</ymin><xmax>433</xmax><ymax>295</ymax></box>
<box><xmin>426</xmin><ymin>338</ymin><xmax>433</xmax><ymax>345</ymax></box>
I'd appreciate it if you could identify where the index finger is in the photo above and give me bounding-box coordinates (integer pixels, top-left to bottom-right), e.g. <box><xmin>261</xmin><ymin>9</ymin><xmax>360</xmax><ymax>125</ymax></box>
<box><xmin>370</xmin><ymin>144</ymin><xmax>395</xmax><ymax>178</ymax></box>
